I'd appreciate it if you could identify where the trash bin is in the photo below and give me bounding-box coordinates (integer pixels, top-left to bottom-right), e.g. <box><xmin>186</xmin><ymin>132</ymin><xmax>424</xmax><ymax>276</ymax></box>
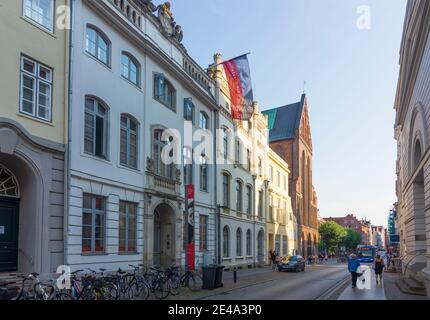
<box><xmin>214</xmin><ymin>265</ymin><xmax>225</xmax><ymax>288</ymax></box>
<box><xmin>202</xmin><ymin>265</ymin><xmax>217</xmax><ymax>290</ymax></box>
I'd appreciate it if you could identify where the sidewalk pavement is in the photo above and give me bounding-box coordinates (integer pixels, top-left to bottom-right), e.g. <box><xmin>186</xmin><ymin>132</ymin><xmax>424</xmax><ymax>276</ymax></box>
<box><xmin>168</xmin><ymin>262</ymin><xmax>337</xmax><ymax>300</ymax></box>
<box><xmin>338</xmin><ymin>270</ymin><xmax>386</xmax><ymax>300</ymax></box>
<box><xmin>383</xmin><ymin>272</ymin><xmax>427</xmax><ymax>300</ymax></box>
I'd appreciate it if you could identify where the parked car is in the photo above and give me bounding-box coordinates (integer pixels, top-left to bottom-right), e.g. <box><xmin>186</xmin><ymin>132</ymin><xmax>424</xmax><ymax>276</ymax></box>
<box><xmin>278</xmin><ymin>255</ymin><xmax>306</xmax><ymax>272</ymax></box>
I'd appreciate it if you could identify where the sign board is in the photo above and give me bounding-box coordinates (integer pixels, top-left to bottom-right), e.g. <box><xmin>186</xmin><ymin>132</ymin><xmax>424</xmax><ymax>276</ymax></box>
<box><xmin>390</xmin><ymin>235</ymin><xmax>400</xmax><ymax>243</ymax></box>
<box><xmin>186</xmin><ymin>184</ymin><xmax>195</xmax><ymax>271</ymax></box>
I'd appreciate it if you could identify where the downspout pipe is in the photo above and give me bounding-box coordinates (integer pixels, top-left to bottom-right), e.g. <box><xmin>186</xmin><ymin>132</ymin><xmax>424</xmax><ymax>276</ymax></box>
<box><xmin>64</xmin><ymin>0</ymin><xmax>74</xmax><ymax>268</ymax></box>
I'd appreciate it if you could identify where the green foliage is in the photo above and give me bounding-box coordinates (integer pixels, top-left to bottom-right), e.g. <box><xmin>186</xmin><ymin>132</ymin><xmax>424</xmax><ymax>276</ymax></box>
<box><xmin>319</xmin><ymin>221</ymin><xmax>347</xmax><ymax>248</ymax></box>
<box><xmin>342</xmin><ymin>229</ymin><xmax>362</xmax><ymax>250</ymax></box>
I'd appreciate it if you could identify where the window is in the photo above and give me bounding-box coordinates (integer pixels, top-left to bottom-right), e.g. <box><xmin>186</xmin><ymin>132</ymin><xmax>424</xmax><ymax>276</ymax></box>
<box><xmin>223</xmin><ymin>226</ymin><xmax>230</xmax><ymax>258</ymax></box>
<box><xmin>183</xmin><ymin>147</ymin><xmax>193</xmax><ymax>185</ymax></box>
<box><xmin>199</xmin><ymin>215</ymin><xmax>208</xmax><ymax>251</ymax></box>
<box><xmin>119</xmin><ymin>201</ymin><xmax>137</xmax><ymax>253</ymax></box>
<box><xmin>154</xmin><ymin>73</ymin><xmax>176</xmax><ymax>110</ymax></box>
<box><xmin>23</xmin><ymin>0</ymin><xmax>54</xmax><ymax>31</ymax></box>
<box><xmin>269</xmin><ymin>195</ymin><xmax>274</xmax><ymax>221</ymax></box>
<box><xmin>120</xmin><ymin>115</ymin><xmax>138</xmax><ymax>168</ymax></box>
<box><xmin>199</xmin><ymin>154</ymin><xmax>208</xmax><ymax>192</ymax></box>
<box><xmin>199</xmin><ymin>111</ymin><xmax>209</xmax><ymax>129</ymax></box>
<box><xmin>86</xmin><ymin>26</ymin><xmax>110</xmax><ymax>65</ymax></box>
<box><xmin>20</xmin><ymin>56</ymin><xmax>52</xmax><ymax>121</ymax></box>
<box><xmin>223</xmin><ymin>128</ymin><xmax>229</xmax><ymax>160</ymax></box>
<box><xmin>246</xmin><ymin>229</ymin><xmax>252</xmax><ymax>256</ymax></box>
<box><xmin>277</xmin><ymin>172</ymin><xmax>281</xmax><ymax>187</ymax></box>
<box><xmin>153</xmin><ymin>129</ymin><xmax>174</xmax><ymax>179</ymax></box>
<box><xmin>184</xmin><ymin>98</ymin><xmax>194</xmax><ymax>122</ymax></box>
<box><xmin>222</xmin><ymin>173</ymin><xmax>230</xmax><ymax>208</ymax></box>
<box><xmin>258</xmin><ymin>190</ymin><xmax>263</xmax><ymax>218</ymax></box>
<box><xmin>258</xmin><ymin>158</ymin><xmax>263</xmax><ymax>176</ymax></box>
<box><xmin>235</xmin><ymin>139</ymin><xmax>241</xmax><ymax>164</ymax></box>
<box><xmin>236</xmin><ymin>180</ymin><xmax>243</xmax><ymax>212</ymax></box>
<box><xmin>247</xmin><ymin>149</ymin><xmax>251</xmax><ymax>171</ymax></box>
<box><xmin>82</xmin><ymin>194</ymin><xmax>106</xmax><ymax>253</ymax></box>
<box><xmin>236</xmin><ymin>228</ymin><xmax>242</xmax><ymax>257</ymax></box>
<box><xmin>246</xmin><ymin>185</ymin><xmax>252</xmax><ymax>215</ymax></box>
<box><xmin>121</xmin><ymin>52</ymin><xmax>140</xmax><ymax>86</ymax></box>
<box><xmin>275</xmin><ymin>235</ymin><xmax>281</xmax><ymax>255</ymax></box>
<box><xmin>84</xmin><ymin>97</ymin><xmax>108</xmax><ymax>159</ymax></box>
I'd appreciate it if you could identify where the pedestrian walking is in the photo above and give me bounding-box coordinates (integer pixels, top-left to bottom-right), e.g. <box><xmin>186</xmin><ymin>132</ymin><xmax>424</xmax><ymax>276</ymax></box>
<box><xmin>374</xmin><ymin>255</ymin><xmax>385</xmax><ymax>285</ymax></box>
<box><xmin>271</xmin><ymin>250</ymin><xmax>277</xmax><ymax>270</ymax></box>
<box><xmin>348</xmin><ymin>253</ymin><xmax>361</xmax><ymax>289</ymax></box>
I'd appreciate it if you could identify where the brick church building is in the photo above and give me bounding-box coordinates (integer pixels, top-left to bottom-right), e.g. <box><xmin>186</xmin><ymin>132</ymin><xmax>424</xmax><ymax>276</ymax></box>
<box><xmin>263</xmin><ymin>94</ymin><xmax>319</xmax><ymax>258</ymax></box>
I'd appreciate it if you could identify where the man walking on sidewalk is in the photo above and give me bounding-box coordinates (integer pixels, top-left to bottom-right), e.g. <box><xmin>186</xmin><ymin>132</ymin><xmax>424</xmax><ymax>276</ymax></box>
<box><xmin>348</xmin><ymin>253</ymin><xmax>361</xmax><ymax>289</ymax></box>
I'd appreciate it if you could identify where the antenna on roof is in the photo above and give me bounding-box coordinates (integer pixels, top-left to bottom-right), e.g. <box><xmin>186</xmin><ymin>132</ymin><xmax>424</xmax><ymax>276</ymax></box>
<box><xmin>302</xmin><ymin>80</ymin><xmax>307</xmax><ymax>94</ymax></box>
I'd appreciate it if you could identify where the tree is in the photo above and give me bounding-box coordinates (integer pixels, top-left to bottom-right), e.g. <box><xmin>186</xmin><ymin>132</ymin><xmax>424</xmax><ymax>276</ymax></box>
<box><xmin>342</xmin><ymin>229</ymin><xmax>362</xmax><ymax>250</ymax></box>
<box><xmin>319</xmin><ymin>221</ymin><xmax>347</xmax><ymax>250</ymax></box>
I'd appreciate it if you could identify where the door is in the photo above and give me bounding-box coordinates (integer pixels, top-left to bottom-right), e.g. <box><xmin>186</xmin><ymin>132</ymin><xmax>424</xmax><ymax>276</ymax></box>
<box><xmin>160</xmin><ymin>223</ymin><xmax>172</xmax><ymax>267</ymax></box>
<box><xmin>0</xmin><ymin>197</ymin><xmax>19</xmax><ymax>272</ymax></box>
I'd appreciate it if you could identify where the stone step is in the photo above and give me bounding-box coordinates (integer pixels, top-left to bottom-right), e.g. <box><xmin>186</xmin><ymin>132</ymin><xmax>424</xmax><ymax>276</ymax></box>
<box><xmin>396</xmin><ymin>277</ymin><xmax>427</xmax><ymax>296</ymax></box>
<box><xmin>405</xmin><ymin>276</ymin><xmax>426</xmax><ymax>290</ymax></box>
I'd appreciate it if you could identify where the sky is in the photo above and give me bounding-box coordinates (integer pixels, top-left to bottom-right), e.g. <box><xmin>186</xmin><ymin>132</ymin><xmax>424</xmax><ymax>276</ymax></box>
<box><xmin>168</xmin><ymin>0</ymin><xmax>407</xmax><ymax>227</ymax></box>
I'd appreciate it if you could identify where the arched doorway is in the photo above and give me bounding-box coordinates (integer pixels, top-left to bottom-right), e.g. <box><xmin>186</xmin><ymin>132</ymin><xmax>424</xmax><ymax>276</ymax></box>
<box><xmin>307</xmin><ymin>233</ymin><xmax>312</xmax><ymax>258</ymax></box>
<box><xmin>257</xmin><ymin>229</ymin><xmax>264</xmax><ymax>263</ymax></box>
<box><xmin>0</xmin><ymin>164</ymin><xmax>20</xmax><ymax>272</ymax></box>
<box><xmin>153</xmin><ymin>203</ymin><xmax>176</xmax><ymax>267</ymax></box>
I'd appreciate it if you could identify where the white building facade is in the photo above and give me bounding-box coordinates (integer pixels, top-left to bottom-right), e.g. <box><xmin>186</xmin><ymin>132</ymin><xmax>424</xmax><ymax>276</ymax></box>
<box><xmin>66</xmin><ymin>0</ymin><xmax>218</xmax><ymax>271</ymax></box>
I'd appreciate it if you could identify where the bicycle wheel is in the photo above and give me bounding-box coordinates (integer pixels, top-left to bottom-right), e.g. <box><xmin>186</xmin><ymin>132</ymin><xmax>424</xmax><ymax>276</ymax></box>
<box><xmin>187</xmin><ymin>273</ymin><xmax>203</xmax><ymax>292</ymax></box>
<box><xmin>130</xmin><ymin>279</ymin><xmax>149</xmax><ymax>300</ymax></box>
<box><xmin>153</xmin><ymin>279</ymin><xmax>170</xmax><ymax>300</ymax></box>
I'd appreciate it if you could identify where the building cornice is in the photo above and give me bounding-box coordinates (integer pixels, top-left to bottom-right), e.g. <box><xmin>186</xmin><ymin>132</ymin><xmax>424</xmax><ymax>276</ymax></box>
<box><xmin>85</xmin><ymin>0</ymin><xmax>219</xmax><ymax>112</ymax></box>
<box><xmin>0</xmin><ymin>118</ymin><xmax>65</xmax><ymax>154</ymax></box>
<box><xmin>395</xmin><ymin>1</ymin><xmax>430</xmax><ymax>127</ymax></box>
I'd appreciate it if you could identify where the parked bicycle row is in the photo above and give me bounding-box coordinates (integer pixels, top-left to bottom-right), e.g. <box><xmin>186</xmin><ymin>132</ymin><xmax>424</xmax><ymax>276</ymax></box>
<box><xmin>0</xmin><ymin>264</ymin><xmax>203</xmax><ymax>300</ymax></box>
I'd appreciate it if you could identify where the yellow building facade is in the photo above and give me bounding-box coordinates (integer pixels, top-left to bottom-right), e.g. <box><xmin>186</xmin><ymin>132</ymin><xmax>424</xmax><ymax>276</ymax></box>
<box><xmin>266</xmin><ymin>148</ymin><xmax>298</xmax><ymax>258</ymax></box>
<box><xmin>0</xmin><ymin>0</ymin><xmax>69</xmax><ymax>273</ymax></box>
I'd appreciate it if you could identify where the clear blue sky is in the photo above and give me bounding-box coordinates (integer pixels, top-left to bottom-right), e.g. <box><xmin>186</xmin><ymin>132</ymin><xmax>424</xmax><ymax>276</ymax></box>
<box><xmin>169</xmin><ymin>0</ymin><xmax>407</xmax><ymax>227</ymax></box>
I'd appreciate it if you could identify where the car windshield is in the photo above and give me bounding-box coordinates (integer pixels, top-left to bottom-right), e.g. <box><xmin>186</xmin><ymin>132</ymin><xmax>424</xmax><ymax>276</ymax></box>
<box><xmin>289</xmin><ymin>256</ymin><xmax>298</xmax><ymax>261</ymax></box>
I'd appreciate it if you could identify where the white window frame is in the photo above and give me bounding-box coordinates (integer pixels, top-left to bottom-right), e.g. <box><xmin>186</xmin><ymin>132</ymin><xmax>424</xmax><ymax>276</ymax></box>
<box><xmin>85</xmin><ymin>26</ymin><xmax>110</xmax><ymax>66</ymax></box>
<box><xmin>120</xmin><ymin>114</ymin><xmax>138</xmax><ymax>169</ymax></box>
<box><xmin>23</xmin><ymin>0</ymin><xmax>55</xmax><ymax>32</ymax></box>
<box><xmin>20</xmin><ymin>56</ymin><xmax>53</xmax><ymax>122</ymax></box>
<box><xmin>121</xmin><ymin>52</ymin><xmax>140</xmax><ymax>86</ymax></box>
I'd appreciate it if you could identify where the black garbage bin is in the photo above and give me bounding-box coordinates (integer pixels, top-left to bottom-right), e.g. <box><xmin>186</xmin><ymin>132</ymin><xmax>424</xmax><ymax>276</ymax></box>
<box><xmin>214</xmin><ymin>265</ymin><xmax>225</xmax><ymax>288</ymax></box>
<box><xmin>202</xmin><ymin>265</ymin><xmax>217</xmax><ymax>290</ymax></box>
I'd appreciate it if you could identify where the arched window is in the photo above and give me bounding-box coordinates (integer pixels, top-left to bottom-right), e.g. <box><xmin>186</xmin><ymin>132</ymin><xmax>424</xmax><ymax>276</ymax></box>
<box><xmin>153</xmin><ymin>129</ymin><xmax>174</xmax><ymax>179</ymax></box>
<box><xmin>120</xmin><ymin>114</ymin><xmax>138</xmax><ymax>169</ymax></box>
<box><xmin>154</xmin><ymin>73</ymin><xmax>176</xmax><ymax>111</ymax></box>
<box><xmin>236</xmin><ymin>180</ymin><xmax>243</xmax><ymax>212</ymax></box>
<box><xmin>258</xmin><ymin>157</ymin><xmax>263</xmax><ymax>176</ymax></box>
<box><xmin>199</xmin><ymin>111</ymin><xmax>209</xmax><ymax>129</ymax></box>
<box><xmin>222</xmin><ymin>172</ymin><xmax>230</xmax><ymax>208</ymax></box>
<box><xmin>84</xmin><ymin>96</ymin><xmax>108</xmax><ymax>159</ymax></box>
<box><xmin>236</xmin><ymin>228</ymin><xmax>242</xmax><ymax>257</ymax></box>
<box><xmin>246</xmin><ymin>185</ymin><xmax>252</xmax><ymax>215</ymax></box>
<box><xmin>0</xmin><ymin>165</ymin><xmax>20</xmax><ymax>197</ymax></box>
<box><xmin>199</xmin><ymin>154</ymin><xmax>208</xmax><ymax>192</ymax></box>
<box><xmin>413</xmin><ymin>139</ymin><xmax>422</xmax><ymax>170</ymax></box>
<box><xmin>85</xmin><ymin>26</ymin><xmax>110</xmax><ymax>66</ymax></box>
<box><xmin>223</xmin><ymin>226</ymin><xmax>230</xmax><ymax>258</ymax></box>
<box><xmin>121</xmin><ymin>52</ymin><xmax>140</xmax><ymax>86</ymax></box>
<box><xmin>223</xmin><ymin>128</ymin><xmax>229</xmax><ymax>160</ymax></box>
<box><xmin>183</xmin><ymin>98</ymin><xmax>194</xmax><ymax>122</ymax></box>
<box><xmin>246</xmin><ymin>229</ymin><xmax>252</xmax><ymax>256</ymax></box>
